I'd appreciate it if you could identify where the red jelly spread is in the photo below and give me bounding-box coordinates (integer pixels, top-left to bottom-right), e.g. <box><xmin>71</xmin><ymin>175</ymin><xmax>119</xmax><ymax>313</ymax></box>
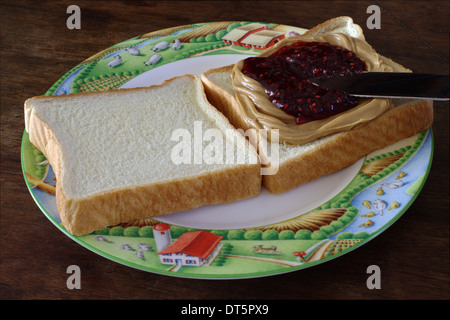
<box><xmin>241</xmin><ymin>41</ymin><xmax>366</xmax><ymax>124</ymax></box>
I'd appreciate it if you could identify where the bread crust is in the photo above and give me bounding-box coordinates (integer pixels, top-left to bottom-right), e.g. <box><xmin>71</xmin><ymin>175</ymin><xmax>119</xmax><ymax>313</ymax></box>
<box><xmin>26</xmin><ymin>75</ymin><xmax>262</xmax><ymax>235</ymax></box>
<box><xmin>262</xmin><ymin>99</ymin><xmax>433</xmax><ymax>193</ymax></box>
<box><xmin>55</xmin><ymin>164</ymin><xmax>261</xmax><ymax>235</ymax></box>
<box><xmin>202</xmin><ymin>65</ymin><xmax>259</xmax><ymax>142</ymax></box>
<box><xmin>302</xmin><ymin>16</ymin><xmax>365</xmax><ymax>39</ymax></box>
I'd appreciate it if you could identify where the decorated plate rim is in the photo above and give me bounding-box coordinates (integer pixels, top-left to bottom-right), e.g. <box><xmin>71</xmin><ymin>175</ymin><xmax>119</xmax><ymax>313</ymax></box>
<box><xmin>21</xmin><ymin>21</ymin><xmax>434</xmax><ymax>279</ymax></box>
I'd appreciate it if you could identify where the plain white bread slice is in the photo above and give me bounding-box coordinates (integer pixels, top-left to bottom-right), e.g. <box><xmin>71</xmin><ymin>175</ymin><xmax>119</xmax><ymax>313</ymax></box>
<box><xmin>25</xmin><ymin>75</ymin><xmax>261</xmax><ymax>235</ymax></box>
<box><xmin>201</xmin><ymin>17</ymin><xmax>433</xmax><ymax>194</ymax></box>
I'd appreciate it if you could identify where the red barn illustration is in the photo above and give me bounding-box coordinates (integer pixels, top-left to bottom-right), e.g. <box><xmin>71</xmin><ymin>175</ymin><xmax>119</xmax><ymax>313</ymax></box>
<box><xmin>153</xmin><ymin>224</ymin><xmax>223</xmax><ymax>267</ymax></box>
<box><xmin>222</xmin><ymin>23</ymin><xmax>285</xmax><ymax>49</ymax></box>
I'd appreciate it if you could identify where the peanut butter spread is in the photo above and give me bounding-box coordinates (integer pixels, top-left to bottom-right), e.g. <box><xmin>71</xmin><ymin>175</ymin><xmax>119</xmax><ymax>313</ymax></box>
<box><xmin>231</xmin><ymin>33</ymin><xmax>396</xmax><ymax>145</ymax></box>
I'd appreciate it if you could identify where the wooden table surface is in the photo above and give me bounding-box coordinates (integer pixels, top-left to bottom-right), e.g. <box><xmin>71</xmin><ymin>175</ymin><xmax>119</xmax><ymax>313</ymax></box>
<box><xmin>1</xmin><ymin>1</ymin><xmax>448</xmax><ymax>302</ymax></box>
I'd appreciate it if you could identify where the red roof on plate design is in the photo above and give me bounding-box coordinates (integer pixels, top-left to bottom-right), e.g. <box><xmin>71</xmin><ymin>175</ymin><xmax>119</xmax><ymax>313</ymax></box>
<box><xmin>153</xmin><ymin>223</ymin><xmax>171</xmax><ymax>231</ymax></box>
<box><xmin>158</xmin><ymin>230</ymin><xmax>223</xmax><ymax>259</ymax></box>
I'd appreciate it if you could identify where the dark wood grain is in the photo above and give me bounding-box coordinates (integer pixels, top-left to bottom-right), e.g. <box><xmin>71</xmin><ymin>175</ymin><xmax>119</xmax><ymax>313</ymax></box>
<box><xmin>1</xmin><ymin>0</ymin><xmax>448</xmax><ymax>301</ymax></box>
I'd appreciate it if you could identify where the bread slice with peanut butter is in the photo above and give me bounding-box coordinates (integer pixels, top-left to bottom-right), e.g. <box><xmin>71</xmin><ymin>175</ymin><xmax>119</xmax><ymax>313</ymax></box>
<box><xmin>201</xmin><ymin>16</ymin><xmax>433</xmax><ymax>194</ymax></box>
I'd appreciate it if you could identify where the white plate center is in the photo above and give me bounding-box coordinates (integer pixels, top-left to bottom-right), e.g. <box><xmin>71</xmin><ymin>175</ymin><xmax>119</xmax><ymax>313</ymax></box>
<box><xmin>157</xmin><ymin>159</ymin><xmax>363</xmax><ymax>230</ymax></box>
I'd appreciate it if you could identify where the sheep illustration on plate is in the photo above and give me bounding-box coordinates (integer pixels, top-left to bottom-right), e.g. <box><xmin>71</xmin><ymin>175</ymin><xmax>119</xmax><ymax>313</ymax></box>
<box><xmin>107</xmin><ymin>55</ymin><xmax>122</xmax><ymax>68</ymax></box>
<box><xmin>144</xmin><ymin>53</ymin><xmax>161</xmax><ymax>66</ymax></box>
<box><xmin>151</xmin><ymin>41</ymin><xmax>170</xmax><ymax>52</ymax></box>
<box><xmin>171</xmin><ymin>39</ymin><xmax>182</xmax><ymax>50</ymax></box>
<box><xmin>125</xmin><ymin>46</ymin><xmax>141</xmax><ymax>55</ymax></box>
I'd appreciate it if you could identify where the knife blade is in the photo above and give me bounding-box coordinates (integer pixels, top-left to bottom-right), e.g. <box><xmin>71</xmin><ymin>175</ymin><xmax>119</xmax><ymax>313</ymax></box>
<box><xmin>309</xmin><ymin>72</ymin><xmax>449</xmax><ymax>101</ymax></box>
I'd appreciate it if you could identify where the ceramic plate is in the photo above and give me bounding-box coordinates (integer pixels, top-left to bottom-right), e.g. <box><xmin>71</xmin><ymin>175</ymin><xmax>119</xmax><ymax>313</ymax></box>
<box><xmin>21</xmin><ymin>22</ymin><xmax>433</xmax><ymax>279</ymax></box>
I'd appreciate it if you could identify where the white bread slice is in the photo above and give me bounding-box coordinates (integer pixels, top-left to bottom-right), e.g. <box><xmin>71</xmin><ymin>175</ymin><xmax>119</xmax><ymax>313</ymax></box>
<box><xmin>25</xmin><ymin>75</ymin><xmax>261</xmax><ymax>235</ymax></box>
<box><xmin>201</xmin><ymin>17</ymin><xmax>433</xmax><ymax>194</ymax></box>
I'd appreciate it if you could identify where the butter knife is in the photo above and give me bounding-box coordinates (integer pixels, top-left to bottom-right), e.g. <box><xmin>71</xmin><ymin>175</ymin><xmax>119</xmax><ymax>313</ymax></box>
<box><xmin>309</xmin><ymin>72</ymin><xmax>449</xmax><ymax>101</ymax></box>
